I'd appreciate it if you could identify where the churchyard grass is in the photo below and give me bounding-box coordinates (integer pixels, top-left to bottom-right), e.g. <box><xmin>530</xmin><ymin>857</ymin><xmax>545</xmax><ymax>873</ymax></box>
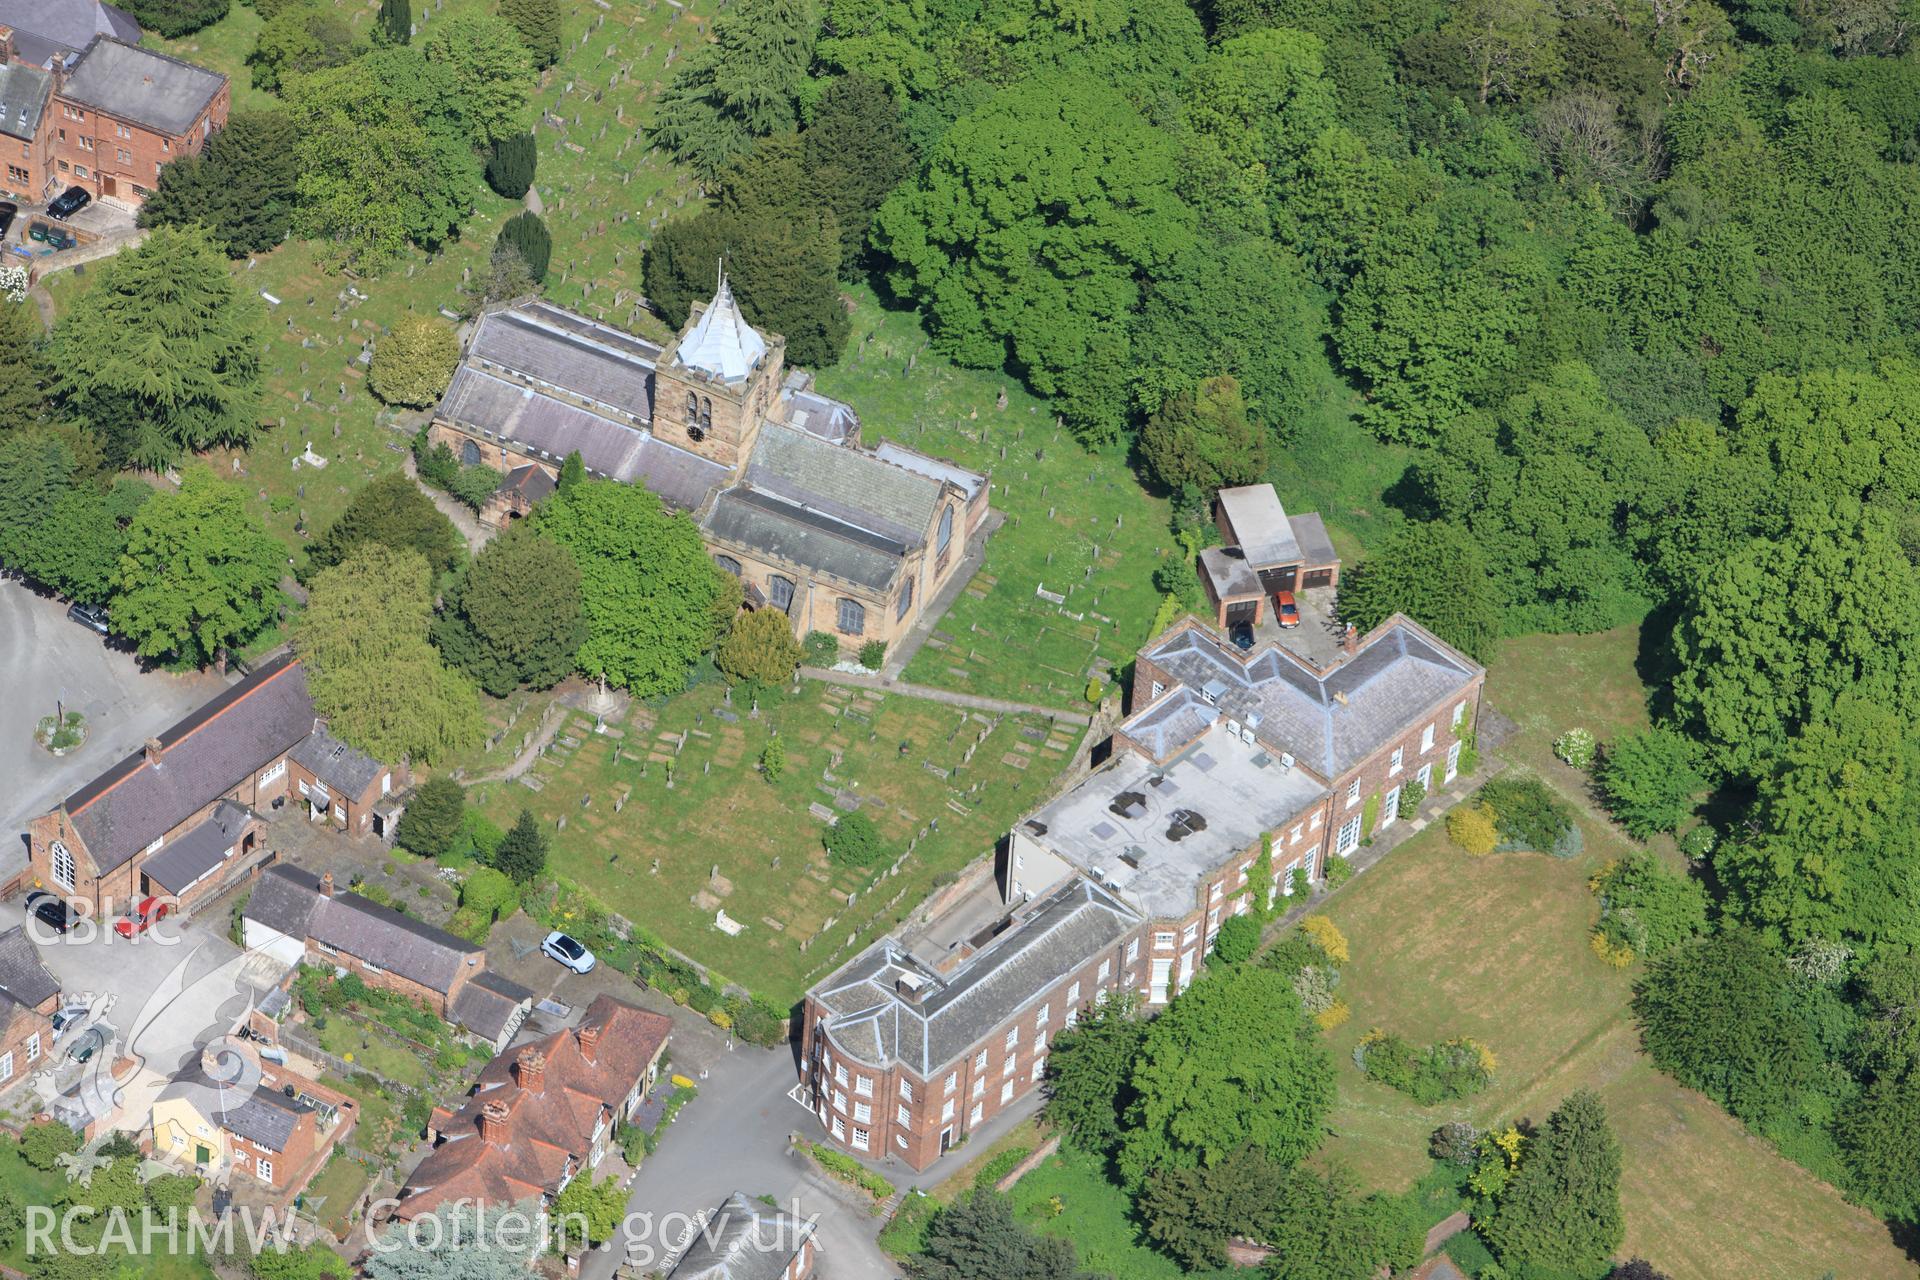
<box><xmin>1304</xmin><ymin>627</ymin><xmax>1911</xmax><ymax>1280</ymax></box>
<box><xmin>465</xmin><ymin>674</ymin><xmax>1082</xmax><ymax>1005</ymax></box>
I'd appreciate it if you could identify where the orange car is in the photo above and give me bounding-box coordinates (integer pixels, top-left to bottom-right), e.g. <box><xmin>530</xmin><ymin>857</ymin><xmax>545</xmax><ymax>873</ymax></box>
<box><xmin>1275</xmin><ymin>590</ymin><xmax>1301</xmax><ymax>628</ymax></box>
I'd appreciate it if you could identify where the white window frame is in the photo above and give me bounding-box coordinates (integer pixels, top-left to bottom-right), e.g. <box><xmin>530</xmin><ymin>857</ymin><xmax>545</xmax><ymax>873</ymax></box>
<box><xmin>900</xmin><ymin>1079</ymin><xmax>913</xmax><ymax>1104</ymax></box>
<box><xmin>853</xmin><ymin>1124</ymin><xmax>870</xmax><ymax>1150</ymax></box>
<box><xmin>853</xmin><ymin>1101</ymin><xmax>871</xmax><ymax>1123</ymax></box>
<box><xmin>259</xmin><ymin>759</ymin><xmax>287</xmax><ymax>786</ymax></box>
<box><xmin>1000</xmin><ymin>1080</ymin><xmax>1015</xmax><ymax>1104</ymax></box>
<box><xmin>1124</xmin><ymin>939</ymin><xmax>1139</xmax><ymax>964</ymax></box>
<box><xmin>854</xmin><ymin>1074</ymin><xmax>873</xmax><ymax>1097</ymax></box>
<box><xmin>1446</xmin><ymin>740</ymin><xmax>1463</xmax><ymax>783</ymax></box>
<box><xmin>1346</xmin><ymin>779</ymin><xmax>1361</xmax><ymax>807</ymax></box>
<box><xmin>257</xmin><ymin>1158</ymin><xmax>273</xmax><ymax>1182</ymax></box>
<box><xmin>944</xmin><ymin>1073</ymin><xmax>957</xmax><ymax>1095</ymax></box>
<box><xmin>25</xmin><ymin>1034</ymin><xmax>39</xmax><ymax>1063</ymax></box>
<box><xmin>1453</xmin><ymin>700</ymin><xmax>1468</xmax><ymax>728</ymax></box>
<box><xmin>1389</xmin><ymin>747</ymin><xmax>1403</xmax><ymax>775</ymax></box>
<box><xmin>1381</xmin><ymin>785</ymin><xmax>1400</xmax><ymax>830</ymax></box>
<box><xmin>1336</xmin><ymin>815</ymin><xmax>1362</xmax><ymax>857</ymax></box>
<box><xmin>969</xmin><ymin>1102</ymin><xmax>984</xmax><ymax>1126</ymax></box>
<box><xmin>897</xmin><ymin>1104</ymin><xmax>911</xmax><ymax>1127</ymax></box>
<box><xmin>1421</xmin><ymin>723</ymin><xmax>1435</xmax><ymax>753</ymax></box>
<box><xmin>1067</xmin><ymin>980</ymin><xmax>1081</xmax><ymax>1004</ymax></box>
<box><xmin>50</xmin><ymin>840</ymin><xmax>76</xmax><ymax>891</ymax></box>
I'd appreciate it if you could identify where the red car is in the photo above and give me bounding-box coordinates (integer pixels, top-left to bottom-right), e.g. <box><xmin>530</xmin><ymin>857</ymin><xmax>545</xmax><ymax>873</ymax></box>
<box><xmin>1275</xmin><ymin>590</ymin><xmax>1301</xmax><ymax>628</ymax></box>
<box><xmin>113</xmin><ymin>896</ymin><xmax>172</xmax><ymax>938</ymax></box>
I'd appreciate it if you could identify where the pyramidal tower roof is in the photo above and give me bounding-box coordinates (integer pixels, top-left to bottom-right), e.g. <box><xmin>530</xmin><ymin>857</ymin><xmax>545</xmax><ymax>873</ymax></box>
<box><xmin>672</xmin><ymin>272</ymin><xmax>768</xmax><ymax>384</ymax></box>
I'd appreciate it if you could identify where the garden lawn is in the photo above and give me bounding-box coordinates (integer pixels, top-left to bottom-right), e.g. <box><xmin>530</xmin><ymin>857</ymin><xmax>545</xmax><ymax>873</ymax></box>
<box><xmin>1302</xmin><ymin>629</ymin><xmax>1911</xmax><ymax>1280</ymax></box>
<box><xmin>315</xmin><ymin>1016</ymin><xmax>431</xmax><ymax>1089</ymax></box>
<box><xmin>1005</xmin><ymin>1142</ymin><xmax>1234</xmax><ymax>1280</ymax></box>
<box><xmin>470</xmin><ymin>676</ymin><xmax>1080</xmax><ymax>1004</ymax></box>
<box><xmin>304</xmin><ymin>1152</ymin><xmax>373</xmax><ymax>1238</ymax></box>
<box><xmin>818</xmin><ymin>290</ymin><xmax>1176</xmax><ymax>709</ymax></box>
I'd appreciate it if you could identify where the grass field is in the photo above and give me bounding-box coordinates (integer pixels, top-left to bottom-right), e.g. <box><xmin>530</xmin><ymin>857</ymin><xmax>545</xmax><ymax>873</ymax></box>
<box><xmin>818</xmin><ymin>290</ymin><xmax>1179</xmax><ymax>708</ymax></box>
<box><xmin>462</xmin><ymin>675</ymin><xmax>1084</xmax><ymax>1003</ymax></box>
<box><xmin>1304</xmin><ymin>626</ymin><xmax>1913</xmax><ymax>1280</ymax></box>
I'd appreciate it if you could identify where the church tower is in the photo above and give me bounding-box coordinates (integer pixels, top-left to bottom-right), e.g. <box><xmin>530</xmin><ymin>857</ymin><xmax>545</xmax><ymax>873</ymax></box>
<box><xmin>653</xmin><ymin>273</ymin><xmax>786</xmax><ymax>470</ymax></box>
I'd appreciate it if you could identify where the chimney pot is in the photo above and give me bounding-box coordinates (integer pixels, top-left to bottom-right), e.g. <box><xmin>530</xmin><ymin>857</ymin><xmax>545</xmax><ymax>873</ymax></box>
<box><xmin>516</xmin><ymin>1047</ymin><xmax>547</xmax><ymax>1091</ymax></box>
<box><xmin>319</xmin><ymin>872</ymin><xmax>333</xmax><ymax>898</ymax></box>
<box><xmin>478</xmin><ymin>1100</ymin><xmax>510</xmax><ymax>1144</ymax></box>
<box><xmin>144</xmin><ymin>737</ymin><xmax>165</xmax><ymax>766</ymax></box>
<box><xmin>576</xmin><ymin>1024</ymin><xmax>600</xmax><ymax>1063</ymax></box>
<box><xmin>1341</xmin><ymin>624</ymin><xmax>1359</xmax><ymax>656</ymax></box>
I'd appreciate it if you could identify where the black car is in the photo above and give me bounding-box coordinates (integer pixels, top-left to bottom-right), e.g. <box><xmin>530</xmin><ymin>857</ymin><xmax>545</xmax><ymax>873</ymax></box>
<box><xmin>46</xmin><ymin>186</ymin><xmax>90</xmax><ymax>221</ymax></box>
<box><xmin>0</xmin><ymin>201</ymin><xmax>16</xmax><ymax>239</ymax></box>
<box><xmin>24</xmin><ymin>890</ymin><xmax>76</xmax><ymax>935</ymax></box>
<box><xmin>67</xmin><ymin>602</ymin><xmax>109</xmax><ymax>636</ymax></box>
<box><xmin>1228</xmin><ymin>621</ymin><xmax>1256</xmax><ymax>652</ymax></box>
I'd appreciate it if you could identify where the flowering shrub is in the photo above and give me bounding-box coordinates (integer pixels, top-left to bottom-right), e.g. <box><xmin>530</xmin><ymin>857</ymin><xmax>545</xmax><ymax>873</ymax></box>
<box><xmin>1354</xmin><ymin>1030</ymin><xmax>1496</xmax><ymax>1103</ymax></box>
<box><xmin>1554</xmin><ymin>727</ymin><xmax>1597</xmax><ymax>770</ymax></box>
<box><xmin>1300</xmin><ymin>915</ymin><xmax>1350</xmax><ymax>964</ymax></box>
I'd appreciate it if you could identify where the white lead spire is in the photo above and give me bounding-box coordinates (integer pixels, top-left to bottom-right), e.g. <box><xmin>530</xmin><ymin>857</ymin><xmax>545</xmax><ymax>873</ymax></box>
<box><xmin>672</xmin><ymin>268</ymin><xmax>768</xmax><ymax>383</ymax></box>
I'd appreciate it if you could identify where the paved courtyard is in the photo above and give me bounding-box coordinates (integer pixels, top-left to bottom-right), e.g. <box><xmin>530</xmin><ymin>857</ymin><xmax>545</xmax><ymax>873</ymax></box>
<box><xmin>0</xmin><ymin>580</ymin><xmax>226</xmax><ymax>868</ymax></box>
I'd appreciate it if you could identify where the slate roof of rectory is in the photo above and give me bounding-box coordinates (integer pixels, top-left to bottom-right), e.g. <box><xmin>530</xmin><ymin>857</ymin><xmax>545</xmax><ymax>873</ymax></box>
<box><xmin>58</xmin><ymin>37</ymin><xmax>225</xmax><ymax>136</ymax></box>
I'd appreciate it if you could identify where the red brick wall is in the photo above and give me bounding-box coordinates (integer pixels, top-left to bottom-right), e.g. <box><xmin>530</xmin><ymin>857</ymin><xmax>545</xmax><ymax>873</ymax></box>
<box><xmin>804</xmin><ymin>928</ymin><xmax>1139</xmax><ymax>1172</ymax></box>
<box><xmin>0</xmin><ymin>1012</ymin><xmax>51</xmax><ymax>1091</ymax></box>
<box><xmin>49</xmin><ymin>77</ymin><xmax>229</xmax><ymax>207</ymax></box>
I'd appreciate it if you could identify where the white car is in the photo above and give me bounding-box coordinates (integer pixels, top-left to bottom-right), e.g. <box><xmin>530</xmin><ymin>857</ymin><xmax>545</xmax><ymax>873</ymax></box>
<box><xmin>542</xmin><ymin>930</ymin><xmax>596</xmax><ymax>974</ymax></box>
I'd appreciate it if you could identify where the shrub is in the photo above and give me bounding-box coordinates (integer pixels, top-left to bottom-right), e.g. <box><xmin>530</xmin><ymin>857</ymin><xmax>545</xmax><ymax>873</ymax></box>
<box><xmin>19</xmin><ymin>1121</ymin><xmax>80</xmax><ymax>1171</ymax></box>
<box><xmin>497</xmin><ymin>211</ymin><xmax>551</xmax><ymax>283</ymax></box>
<box><xmin>370</xmin><ymin>313</ymin><xmax>460</xmax><ymax>409</ymax></box>
<box><xmin>1085</xmin><ymin>677</ymin><xmax>1105</xmax><ymax>704</ymax></box>
<box><xmin>1288</xmin><ymin>865</ymin><xmax>1312</xmax><ymax>899</ymax></box>
<box><xmin>1479</xmin><ymin>775</ymin><xmax>1574</xmax><ymax>854</ymax></box>
<box><xmin>1446</xmin><ymin>802</ymin><xmax>1498</xmax><ymax>856</ymax></box>
<box><xmin>447</xmin><ymin>905</ymin><xmax>491</xmax><ymax>944</ymax></box>
<box><xmin>1599</xmin><ymin>728</ymin><xmax>1707</xmax><ymax>839</ymax></box>
<box><xmin>858</xmin><ymin>639</ymin><xmax>887</xmax><ymax>670</ymax></box>
<box><xmin>1396</xmin><ymin>776</ymin><xmax>1426</xmax><ymax>819</ymax></box>
<box><xmin>485</xmin><ymin>132</ymin><xmax>537</xmax><ymax>199</ymax></box>
<box><xmin>1212</xmin><ymin>913</ymin><xmax>1261</xmax><ymax>964</ymax></box>
<box><xmin>1314</xmin><ymin>998</ymin><xmax>1351</xmax><ymax>1031</ymax></box>
<box><xmin>450</xmin><ymin>464</ymin><xmax>502</xmax><ymax>510</ymax></box>
<box><xmin>1678</xmin><ymin>824</ymin><xmax>1716</xmax><ymax>860</ymax></box>
<box><xmin>716</xmin><ymin>608</ymin><xmax>805</xmax><ymax>685</ymax></box>
<box><xmin>1553</xmin><ymin>727</ymin><xmax>1597</xmax><ymax>770</ymax></box>
<box><xmin>1291</xmin><ymin>963</ymin><xmax>1338</xmax><ymax>1015</ymax></box>
<box><xmin>824</xmin><ymin>810</ymin><xmax>884</xmax><ymax>868</ymax></box>
<box><xmin>1431</xmin><ymin>1121</ymin><xmax>1482</xmax><ymax>1167</ymax></box>
<box><xmin>971</xmin><ymin>1145</ymin><xmax>1032</xmax><ymax>1191</ymax></box>
<box><xmin>1354</xmin><ymin>1031</ymin><xmax>1494</xmax><ymax>1104</ymax></box>
<box><xmin>1324</xmin><ymin>853</ymin><xmax>1354</xmax><ymax>886</ymax></box>
<box><xmin>1300</xmin><ymin>915</ymin><xmax>1350</xmax><ymax>964</ymax></box>
<box><xmin>1590</xmin><ymin>931</ymin><xmax>1635</xmax><ymax>968</ymax></box>
<box><xmin>1588</xmin><ymin>853</ymin><xmax>1708</xmax><ymax>958</ymax></box>
<box><xmin>801</xmin><ymin>631</ymin><xmax>839</xmax><ymax>665</ymax></box>
<box><xmin>760</xmin><ymin>735</ymin><xmax>786</xmax><ymax>781</ymax></box>
<box><xmin>460</xmin><ymin>865</ymin><xmax>519</xmax><ymax>922</ymax></box>
<box><xmin>804</xmin><ymin>1142</ymin><xmax>893</xmax><ymax>1201</ymax></box>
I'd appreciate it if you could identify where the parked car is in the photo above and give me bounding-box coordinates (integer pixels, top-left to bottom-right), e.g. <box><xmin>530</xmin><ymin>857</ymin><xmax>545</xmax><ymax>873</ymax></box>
<box><xmin>541</xmin><ymin>931</ymin><xmax>596</xmax><ymax>974</ymax></box>
<box><xmin>67</xmin><ymin>602</ymin><xmax>110</xmax><ymax>636</ymax></box>
<box><xmin>25</xmin><ymin>890</ymin><xmax>77</xmax><ymax>935</ymax></box>
<box><xmin>1228</xmin><ymin>621</ymin><xmax>1255</xmax><ymax>652</ymax></box>
<box><xmin>47</xmin><ymin>186</ymin><xmax>90</xmax><ymax>220</ymax></box>
<box><xmin>113</xmin><ymin>895</ymin><xmax>172</xmax><ymax>938</ymax></box>
<box><xmin>1275</xmin><ymin>590</ymin><xmax>1301</xmax><ymax>629</ymax></box>
<box><xmin>51</xmin><ymin>1006</ymin><xmax>87</xmax><ymax>1037</ymax></box>
<box><xmin>67</xmin><ymin>1026</ymin><xmax>105</xmax><ymax>1063</ymax></box>
<box><xmin>0</xmin><ymin>201</ymin><xmax>17</xmax><ymax>239</ymax></box>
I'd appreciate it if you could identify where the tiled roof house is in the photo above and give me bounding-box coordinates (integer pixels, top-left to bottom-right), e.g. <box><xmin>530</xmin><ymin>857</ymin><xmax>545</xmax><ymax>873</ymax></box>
<box><xmin>394</xmin><ymin>995</ymin><xmax>671</xmax><ymax>1219</ymax></box>
<box><xmin>242</xmin><ymin>865</ymin><xmax>533</xmax><ymax>1050</ymax></box>
<box><xmin>24</xmin><ymin>656</ymin><xmax>400</xmax><ymax>917</ymax></box>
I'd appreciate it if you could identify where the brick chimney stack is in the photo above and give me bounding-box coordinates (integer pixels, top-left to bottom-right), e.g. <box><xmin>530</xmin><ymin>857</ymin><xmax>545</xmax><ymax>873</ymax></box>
<box><xmin>0</xmin><ymin>27</ymin><xmax>15</xmax><ymax>65</ymax></box>
<box><xmin>319</xmin><ymin>871</ymin><xmax>334</xmax><ymax>898</ymax></box>
<box><xmin>1341</xmin><ymin>624</ymin><xmax>1359</xmax><ymax>657</ymax></box>
<box><xmin>478</xmin><ymin>1100</ymin><xmax>510</xmax><ymax>1145</ymax></box>
<box><xmin>576</xmin><ymin>1023</ymin><xmax>600</xmax><ymax>1063</ymax></box>
<box><xmin>144</xmin><ymin>737</ymin><xmax>165</xmax><ymax>767</ymax></box>
<box><xmin>516</xmin><ymin>1048</ymin><xmax>547</xmax><ymax>1092</ymax></box>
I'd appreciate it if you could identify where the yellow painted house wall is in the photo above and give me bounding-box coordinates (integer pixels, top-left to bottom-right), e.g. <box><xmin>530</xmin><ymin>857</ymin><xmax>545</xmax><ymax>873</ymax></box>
<box><xmin>151</xmin><ymin>1095</ymin><xmax>225</xmax><ymax>1167</ymax></box>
